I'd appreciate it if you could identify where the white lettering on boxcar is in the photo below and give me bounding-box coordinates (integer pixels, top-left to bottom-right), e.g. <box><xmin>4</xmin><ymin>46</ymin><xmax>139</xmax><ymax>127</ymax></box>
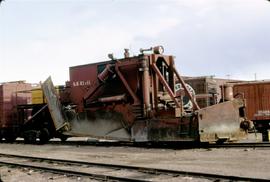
<box><xmin>254</xmin><ymin>110</ymin><xmax>270</xmax><ymax>117</ymax></box>
<box><xmin>72</xmin><ymin>80</ymin><xmax>91</xmax><ymax>87</ymax></box>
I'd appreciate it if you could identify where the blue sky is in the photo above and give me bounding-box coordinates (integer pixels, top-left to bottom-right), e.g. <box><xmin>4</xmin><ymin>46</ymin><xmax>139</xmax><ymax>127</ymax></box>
<box><xmin>1</xmin><ymin>0</ymin><xmax>270</xmax><ymax>84</ymax></box>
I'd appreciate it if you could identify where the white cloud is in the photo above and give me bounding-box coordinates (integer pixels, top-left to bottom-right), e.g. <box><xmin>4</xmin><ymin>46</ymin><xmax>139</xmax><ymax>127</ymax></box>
<box><xmin>0</xmin><ymin>7</ymin><xmax>181</xmax><ymax>84</ymax></box>
<box><xmin>0</xmin><ymin>0</ymin><xmax>270</xmax><ymax>84</ymax></box>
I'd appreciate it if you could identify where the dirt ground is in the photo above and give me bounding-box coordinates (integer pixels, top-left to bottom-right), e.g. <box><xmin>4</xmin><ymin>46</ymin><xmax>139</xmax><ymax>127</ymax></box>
<box><xmin>0</xmin><ymin>135</ymin><xmax>269</xmax><ymax>181</ymax></box>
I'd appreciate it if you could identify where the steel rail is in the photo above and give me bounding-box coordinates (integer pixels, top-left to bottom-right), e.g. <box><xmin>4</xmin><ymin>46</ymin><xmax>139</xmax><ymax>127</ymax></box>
<box><xmin>44</xmin><ymin>140</ymin><xmax>270</xmax><ymax>148</ymax></box>
<box><xmin>208</xmin><ymin>142</ymin><xmax>270</xmax><ymax>148</ymax></box>
<box><xmin>11</xmin><ymin>139</ymin><xmax>270</xmax><ymax>149</ymax></box>
<box><xmin>11</xmin><ymin>140</ymin><xmax>270</xmax><ymax>149</ymax></box>
<box><xmin>0</xmin><ymin>160</ymin><xmax>143</xmax><ymax>182</ymax></box>
<box><xmin>0</xmin><ymin>153</ymin><xmax>268</xmax><ymax>181</ymax></box>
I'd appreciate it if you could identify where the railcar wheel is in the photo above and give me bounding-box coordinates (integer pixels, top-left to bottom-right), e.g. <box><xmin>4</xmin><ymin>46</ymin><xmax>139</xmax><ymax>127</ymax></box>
<box><xmin>39</xmin><ymin>128</ymin><xmax>50</xmax><ymax>144</ymax></box>
<box><xmin>24</xmin><ymin>131</ymin><xmax>38</xmax><ymax>144</ymax></box>
<box><xmin>216</xmin><ymin>138</ymin><xmax>227</xmax><ymax>144</ymax></box>
<box><xmin>60</xmin><ymin>135</ymin><xmax>68</xmax><ymax>142</ymax></box>
<box><xmin>262</xmin><ymin>130</ymin><xmax>269</xmax><ymax>142</ymax></box>
<box><xmin>5</xmin><ymin>136</ymin><xmax>16</xmax><ymax>143</ymax></box>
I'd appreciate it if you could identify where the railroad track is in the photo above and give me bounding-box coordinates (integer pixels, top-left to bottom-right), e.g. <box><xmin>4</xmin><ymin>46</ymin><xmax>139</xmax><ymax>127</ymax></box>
<box><xmin>208</xmin><ymin>142</ymin><xmax>270</xmax><ymax>148</ymax></box>
<box><xmin>3</xmin><ymin>137</ymin><xmax>269</xmax><ymax>151</ymax></box>
<box><xmin>0</xmin><ymin>153</ymin><xmax>268</xmax><ymax>181</ymax></box>
<box><xmin>14</xmin><ymin>139</ymin><xmax>270</xmax><ymax>148</ymax></box>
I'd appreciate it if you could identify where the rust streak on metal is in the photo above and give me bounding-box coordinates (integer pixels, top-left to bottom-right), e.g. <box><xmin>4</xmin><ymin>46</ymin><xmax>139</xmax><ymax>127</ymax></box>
<box><xmin>98</xmin><ymin>94</ymin><xmax>126</xmax><ymax>103</ymax></box>
<box><xmin>115</xmin><ymin>65</ymin><xmax>140</xmax><ymax>105</ymax></box>
<box><xmin>141</xmin><ymin>57</ymin><xmax>151</xmax><ymax>114</ymax></box>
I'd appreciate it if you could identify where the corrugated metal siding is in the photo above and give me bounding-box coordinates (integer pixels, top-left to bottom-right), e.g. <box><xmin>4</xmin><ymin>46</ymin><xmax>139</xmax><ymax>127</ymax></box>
<box><xmin>233</xmin><ymin>83</ymin><xmax>270</xmax><ymax>121</ymax></box>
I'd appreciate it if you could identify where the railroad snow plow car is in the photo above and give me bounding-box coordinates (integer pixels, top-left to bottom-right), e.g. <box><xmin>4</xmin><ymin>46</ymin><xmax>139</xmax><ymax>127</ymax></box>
<box><xmin>42</xmin><ymin>46</ymin><xmax>251</xmax><ymax>143</ymax></box>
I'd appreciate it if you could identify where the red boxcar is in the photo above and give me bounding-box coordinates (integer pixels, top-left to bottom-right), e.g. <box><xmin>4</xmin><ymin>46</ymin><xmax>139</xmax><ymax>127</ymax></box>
<box><xmin>0</xmin><ymin>81</ymin><xmax>31</xmax><ymax>141</ymax></box>
<box><xmin>233</xmin><ymin>81</ymin><xmax>270</xmax><ymax>140</ymax></box>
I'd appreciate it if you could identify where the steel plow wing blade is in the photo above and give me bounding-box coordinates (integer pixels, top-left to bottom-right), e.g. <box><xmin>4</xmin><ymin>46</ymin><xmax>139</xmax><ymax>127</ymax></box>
<box><xmin>197</xmin><ymin>99</ymin><xmax>247</xmax><ymax>142</ymax></box>
<box><xmin>42</xmin><ymin>76</ymin><xmax>70</xmax><ymax>132</ymax></box>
